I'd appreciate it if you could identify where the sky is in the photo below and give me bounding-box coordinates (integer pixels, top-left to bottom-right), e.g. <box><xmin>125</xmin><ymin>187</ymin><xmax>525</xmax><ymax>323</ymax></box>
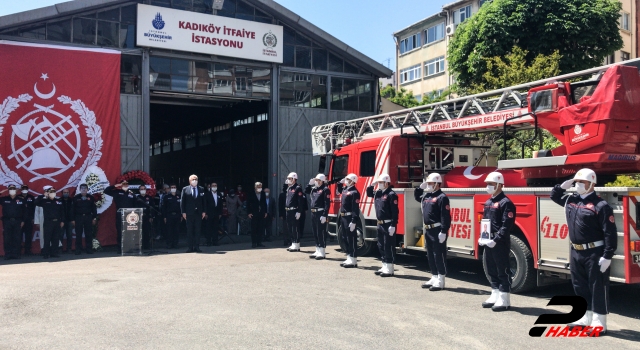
<box><xmin>0</xmin><ymin>0</ymin><xmax>453</xmax><ymax>71</ymax></box>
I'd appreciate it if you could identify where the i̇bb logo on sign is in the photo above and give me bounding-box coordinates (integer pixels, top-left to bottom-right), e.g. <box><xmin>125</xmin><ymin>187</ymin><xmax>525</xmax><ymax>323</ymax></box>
<box><xmin>540</xmin><ymin>216</ymin><xmax>568</xmax><ymax>239</ymax></box>
<box><xmin>449</xmin><ymin>207</ymin><xmax>472</xmax><ymax>239</ymax></box>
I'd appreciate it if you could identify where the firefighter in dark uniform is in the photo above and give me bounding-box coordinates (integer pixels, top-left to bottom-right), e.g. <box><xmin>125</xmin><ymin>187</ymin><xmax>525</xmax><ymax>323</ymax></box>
<box><xmin>136</xmin><ymin>184</ymin><xmax>155</xmax><ymax>250</ymax></box>
<box><xmin>285</xmin><ymin>172</ymin><xmax>304</xmax><ymax>252</ymax></box>
<box><xmin>415</xmin><ymin>173</ymin><xmax>451</xmax><ymax>290</ymax></box>
<box><xmin>104</xmin><ymin>180</ymin><xmax>138</xmax><ymax>254</ymax></box>
<box><xmin>338</xmin><ymin>173</ymin><xmax>361</xmax><ymax>268</ymax></box>
<box><xmin>35</xmin><ymin>187</ymin><xmax>65</xmax><ymax>259</ymax></box>
<box><xmin>162</xmin><ymin>184</ymin><xmax>182</xmax><ymax>249</ymax></box>
<box><xmin>479</xmin><ymin>172</ymin><xmax>516</xmax><ymax>312</ymax></box>
<box><xmin>1</xmin><ymin>185</ymin><xmax>27</xmax><ymax>260</ymax></box>
<box><xmin>551</xmin><ymin>168</ymin><xmax>616</xmax><ymax>334</ymax></box>
<box><xmin>20</xmin><ymin>185</ymin><xmax>36</xmax><ymax>256</ymax></box>
<box><xmin>305</xmin><ymin>173</ymin><xmax>331</xmax><ymax>260</ymax></box>
<box><xmin>71</xmin><ymin>183</ymin><xmax>97</xmax><ymax>254</ymax></box>
<box><xmin>366</xmin><ymin>174</ymin><xmax>399</xmax><ymax>277</ymax></box>
<box><xmin>60</xmin><ymin>188</ymin><xmax>74</xmax><ymax>253</ymax></box>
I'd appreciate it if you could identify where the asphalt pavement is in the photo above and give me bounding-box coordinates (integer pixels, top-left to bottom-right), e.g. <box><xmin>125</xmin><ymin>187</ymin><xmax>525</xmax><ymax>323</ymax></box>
<box><xmin>1</xmin><ymin>239</ymin><xmax>639</xmax><ymax>349</ymax></box>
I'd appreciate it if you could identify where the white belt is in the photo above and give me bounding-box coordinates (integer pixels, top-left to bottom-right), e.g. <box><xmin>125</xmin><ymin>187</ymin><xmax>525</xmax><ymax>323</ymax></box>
<box><xmin>423</xmin><ymin>223</ymin><xmax>441</xmax><ymax>229</ymax></box>
<box><xmin>285</xmin><ymin>207</ymin><xmax>298</xmax><ymax>211</ymax></box>
<box><xmin>311</xmin><ymin>208</ymin><xmax>324</xmax><ymax>212</ymax></box>
<box><xmin>340</xmin><ymin>212</ymin><xmax>352</xmax><ymax>216</ymax></box>
<box><xmin>571</xmin><ymin>240</ymin><xmax>604</xmax><ymax>251</ymax></box>
<box><xmin>377</xmin><ymin>220</ymin><xmax>392</xmax><ymax>224</ymax></box>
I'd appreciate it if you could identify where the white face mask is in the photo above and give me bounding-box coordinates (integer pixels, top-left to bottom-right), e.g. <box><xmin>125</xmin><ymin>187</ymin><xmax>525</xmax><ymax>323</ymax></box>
<box><xmin>265</xmin><ymin>192</ymin><xmax>270</xmax><ymax>197</ymax></box>
<box><xmin>21</xmin><ymin>190</ymin><xmax>28</xmax><ymax>195</ymax></box>
<box><xmin>256</xmin><ymin>188</ymin><xmax>262</xmax><ymax>193</ymax></box>
<box><xmin>191</xmin><ymin>180</ymin><xmax>198</xmax><ymax>186</ymax></box>
<box><xmin>316</xmin><ymin>181</ymin><xmax>322</xmax><ymax>187</ymax></box>
<box><xmin>576</xmin><ymin>182</ymin><xmax>588</xmax><ymax>195</ymax></box>
<box><xmin>211</xmin><ymin>187</ymin><xmax>217</xmax><ymax>192</ymax></box>
<box><xmin>378</xmin><ymin>182</ymin><xmax>387</xmax><ymax>190</ymax></box>
<box><xmin>48</xmin><ymin>193</ymin><xmax>56</xmax><ymax>199</ymax></box>
<box><xmin>426</xmin><ymin>185</ymin><xmax>435</xmax><ymax>192</ymax></box>
<box><xmin>139</xmin><ymin>190</ymin><xmax>146</xmax><ymax>196</ymax></box>
<box><xmin>486</xmin><ymin>185</ymin><xmax>496</xmax><ymax>195</ymax></box>
<box><xmin>122</xmin><ymin>186</ymin><xmax>129</xmax><ymax>191</ymax></box>
<box><xmin>170</xmin><ymin>188</ymin><xmax>176</xmax><ymax>194</ymax></box>
<box><xmin>346</xmin><ymin>180</ymin><xmax>353</xmax><ymax>187</ymax></box>
<box><xmin>9</xmin><ymin>190</ymin><xmax>16</xmax><ymax>196</ymax></box>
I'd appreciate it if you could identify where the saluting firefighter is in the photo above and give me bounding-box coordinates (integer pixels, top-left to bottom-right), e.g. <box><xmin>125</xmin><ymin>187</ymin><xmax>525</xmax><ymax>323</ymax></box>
<box><xmin>285</xmin><ymin>172</ymin><xmax>305</xmax><ymax>252</ymax></box>
<box><xmin>0</xmin><ymin>185</ymin><xmax>28</xmax><ymax>260</ymax></box>
<box><xmin>338</xmin><ymin>173</ymin><xmax>361</xmax><ymax>268</ymax></box>
<box><xmin>479</xmin><ymin>172</ymin><xmax>516</xmax><ymax>312</ymax></box>
<box><xmin>305</xmin><ymin>174</ymin><xmax>331</xmax><ymax>260</ymax></box>
<box><xmin>415</xmin><ymin>173</ymin><xmax>451</xmax><ymax>290</ymax></box>
<box><xmin>551</xmin><ymin>168</ymin><xmax>616</xmax><ymax>334</ymax></box>
<box><xmin>35</xmin><ymin>187</ymin><xmax>65</xmax><ymax>259</ymax></box>
<box><xmin>366</xmin><ymin>174</ymin><xmax>399</xmax><ymax>277</ymax></box>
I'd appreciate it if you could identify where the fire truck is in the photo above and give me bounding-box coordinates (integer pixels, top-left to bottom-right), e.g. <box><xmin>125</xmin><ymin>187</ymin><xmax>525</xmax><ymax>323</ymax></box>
<box><xmin>311</xmin><ymin>59</ymin><xmax>640</xmax><ymax>293</ymax></box>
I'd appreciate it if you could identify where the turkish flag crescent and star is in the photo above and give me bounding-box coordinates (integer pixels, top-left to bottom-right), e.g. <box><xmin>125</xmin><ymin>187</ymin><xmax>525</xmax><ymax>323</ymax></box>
<box><xmin>0</xmin><ymin>41</ymin><xmax>121</xmax><ymax>255</ymax></box>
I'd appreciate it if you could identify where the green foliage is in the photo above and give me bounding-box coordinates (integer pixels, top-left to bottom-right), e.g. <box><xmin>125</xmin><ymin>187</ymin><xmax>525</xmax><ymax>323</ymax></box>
<box><xmin>380</xmin><ymin>86</ymin><xmax>421</xmax><ymax>108</ymax></box>
<box><xmin>422</xmin><ymin>88</ymin><xmax>452</xmax><ymax>105</ymax></box>
<box><xmin>605</xmin><ymin>175</ymin><xmax>640</xmax><ymax>188</ymax></box>
<box><xmin>448</xmin><ymin>0</ymin><xmax>623</xmax><ymax>90</ymax></box>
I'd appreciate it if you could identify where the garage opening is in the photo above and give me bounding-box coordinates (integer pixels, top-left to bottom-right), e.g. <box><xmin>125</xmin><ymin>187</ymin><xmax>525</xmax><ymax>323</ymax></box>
<box><xmin>149</xmin><ymin>97</ymin><xmax>270</xmax><ymax>192</ymax></box>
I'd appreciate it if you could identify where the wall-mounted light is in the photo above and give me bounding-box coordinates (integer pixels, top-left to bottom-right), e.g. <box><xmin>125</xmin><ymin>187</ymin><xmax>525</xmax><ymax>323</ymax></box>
<box><xmin>212</xmin><ymin>0</ymin><xmax>225</xmax><ymax>10</ymax></box>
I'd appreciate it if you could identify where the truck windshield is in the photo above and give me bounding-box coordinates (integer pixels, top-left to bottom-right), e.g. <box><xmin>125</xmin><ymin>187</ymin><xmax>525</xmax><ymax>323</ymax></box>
<box><xmin>331</xmin><ymin>155</ymin><xmax>349</xmax><ymax>181</ymax></box>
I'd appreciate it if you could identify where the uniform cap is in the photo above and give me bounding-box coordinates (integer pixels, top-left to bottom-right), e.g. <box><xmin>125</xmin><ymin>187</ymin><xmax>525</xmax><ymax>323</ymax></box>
<box><xmin>43</xmin><ymin>185</ymin><xmax>52</xmax><ymax>191</ymax></box>
<box><xmin>315</xmin><ymin>174</ymin><xmax>326</xmax><ymax>182</ymax></box>
<box><xmin>377</xmin><ymin>174</ymin><xmax>391</xmax><ymax>183</ymax></box>
<box><xmin>573</xmin><ymin>168</ymin><xmax>597</xmax><ymax>183</ymax></box>
<box><xmin>484</xmin><ymin>171</ymin><xmax>504</xmax><ymax>185</ymax></box>
<box><xmin>346</xmin><ymin>173</ymin><xmax>358</xmax><ymax>183</ymax></box>
<box><xmin>287</xmin><ymin>172</ymin><xmax>298</xmax><ymax>180</ymax></box>
<box><xmin>8</xmin><ymin>184</ymin><xmax>17</xmax><ymax>189</ymax></box>
<box><xmin>425</xmin><ymin>173</ymin><xmax>443</xmax><ymax>183</ymax></box>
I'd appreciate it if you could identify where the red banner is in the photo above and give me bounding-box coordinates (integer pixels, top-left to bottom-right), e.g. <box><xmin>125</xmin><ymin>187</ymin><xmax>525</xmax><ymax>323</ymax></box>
<box><xmin>0</xmin><ymin>41</ymin><xmax>121</xmax><ymax>254</ymax></box>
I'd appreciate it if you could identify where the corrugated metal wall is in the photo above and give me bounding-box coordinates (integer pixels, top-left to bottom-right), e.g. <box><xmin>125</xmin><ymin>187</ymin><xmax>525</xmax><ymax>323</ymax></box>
<box><xmin>120</xmin><ymin>94</ymin><xmax>144</xmax><ymax>173</ymax></box>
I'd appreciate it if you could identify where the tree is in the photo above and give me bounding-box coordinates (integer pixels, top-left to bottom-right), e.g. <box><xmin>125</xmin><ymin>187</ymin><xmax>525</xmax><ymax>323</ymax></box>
<box><xmin>380</xmin><ymin>85</ymin><xmax>421</xmax><ymax>108</ymax></box>
<box><xmin>605</xmin><ymin>174</ymin><xmax>640</xmax><ymax>187</ymax></box>
<box><xmin>448</xmin><ymin>0</ymin><xmax>623</xmax><ymax>91</ymax></box>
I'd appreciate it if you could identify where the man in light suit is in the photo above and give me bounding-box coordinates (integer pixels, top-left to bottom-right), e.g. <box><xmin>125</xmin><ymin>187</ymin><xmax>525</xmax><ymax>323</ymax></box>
<box><xmin>247</xmin><ymin>182</ymin><xmax>268</xmax><ymax>248</ymax></box>
<box><xmin>205</xmin><ymin>182</ymin><xmax>223</xmax><ymax>246</ymax></box>
<box><xmin>180</xmin><ymin>174</ymin><xmax>206</xmax><ymax>253</ymax></box>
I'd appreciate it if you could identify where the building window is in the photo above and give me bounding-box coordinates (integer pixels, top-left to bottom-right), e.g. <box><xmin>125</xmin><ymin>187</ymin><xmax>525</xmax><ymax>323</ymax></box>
<box><xmin>153</xmin><ymin>142</ymin><xmax>162</xmax><ymax>156</ymax></box>
<box><xmin>425</xmin><ymin>56</ymin><xmax>445</xmax><ymax>77</ymax></box>
<box><xmin>216</xmin><ymin>0</ymin><xmax>273</xmax><ymax>22</ymax></box>
<box><xmin>162</xmin><ymin>140</ymin><xmax>171</xmax><ymax>153</ymax></box>
<box><xmin>199</xmin><ymin>128</ymin><xmax>212</xmax><ymax>146</ymax></box>
<box><xmin>172</xmin><ymin>136</ymin><xmax>183</xmax><ymax>151</ymax></box>
<box><xmin>121</xmin><ymin>55</ymin><xmax>142</xmax><ymax>95</ymax></box>
<box><xmin>359</xmin><ymin>151</ymin><xmax>376</xmax><ymax>177</ymax></box>
<box><xmin>453</xmin><ymin>5</ymin><xmax>472</xmax><ymax>25</ymax></box>
<box><xmin>400</xmin><ymin>32</ymin><xmax>421</xmax><ymax>54</ymax></box>
<box><xmin>256</xmin><ymin>113</ymin><xmax>268</xmax><ymax>122</ymax></box>
<box><xmin>400</xmin><ymin>64</ymin><xmax>421</xmax><ymax>84</ymax></box>
<box><xmin>280</xmin><ymin>72</ymin><xmax>327</xmax><ymax>108</ymax></box>
<box><xmin>621</xmin><ymin>51</ymin><xmax>630</xmax><ymax>61</ymax></box>
<box><xmin>330</xmin><ymin>78</ymin><xmax>372</xmax><ymax>112</ymax></box>
<box><xmin>214</xmin><ymin>124</ymin><xmax>230</xmax><ymax>132</ymax></box>
<box><xmin>424</xmin><ymin>23</ymin><xmax>444</xmax><ymax>45</ymax></box>
<box><xmin>621</xmin><ymin>12</ymin><xmax>630</xmax><ymax>31</ymax></box>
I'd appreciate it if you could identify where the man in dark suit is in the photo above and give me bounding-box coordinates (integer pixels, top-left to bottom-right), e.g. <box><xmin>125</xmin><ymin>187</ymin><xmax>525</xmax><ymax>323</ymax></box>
<box><xmin>180</xmin><ymin>174</ymin><xmax>206</xmax><ymax>253</ymax></box>
<box><xmin>205</xmin><ymin>182</ymin><xmax>223</xmax><ymax>246</ymax></box>
<box><xmin>278</xmin><ymin>183</ymin><xmax>289</xmax><ymax>247</ymax></box>
<box><xmin>264</xmin><ymin>187</ymin><xmax>276</xmax><ymax>242</ymax></box>
<box><xmin>247</xmin><ymin>182</ymin><xmax>268</xmax><ymax>248</ymax></box>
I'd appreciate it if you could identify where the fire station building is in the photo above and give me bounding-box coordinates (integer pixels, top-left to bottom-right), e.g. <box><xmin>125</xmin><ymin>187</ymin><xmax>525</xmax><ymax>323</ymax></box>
<box><xmin>0</xmin><ymin>0</ymin><xmax>392</xmax><ymax>191</ymax></box>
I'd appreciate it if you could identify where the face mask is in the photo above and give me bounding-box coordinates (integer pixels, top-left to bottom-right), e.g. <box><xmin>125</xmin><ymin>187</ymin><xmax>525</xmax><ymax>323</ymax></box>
<box><xmin>170</xmin><ymin>189</ymin><xmax>176</xmax><ymax>194</ymax></box>
<box><xmin>63</xmin><ymin>193</ymin><xmax>69</xmax><ymax>198</ymax></box>
<box><xmin>122</xmin><ymin>186</ymin><xmax>129</xmax><ymax>191</ymax></box>
<box><xmin>576</xmin><ymin>182</ymin><xmax>588</xmax><ymax>195</ymax></box>
<box><xmin>21</xmin><ymin>190</ymin><xmax>28</xmax><ymax>195</ymax></box>
<box><xmin>9</xmin><ymin>190</ymin><xmax>16</xmax><ymax>196</ymax></box>
<box><xmin>486</xmin><ymin>185</ymin><xmax>496</xmax><ymax>195</ymax></box>
<box><xmin>48</xmin><ymin>193</ymin><xmax>56</xmax><ymax>199</ymax></box>
<box><xmin>256</xmin><ymin>188</ymin><xmax>262</xmax><ymax>193</ymax></box>
<box><xmin>211</xmin><ymin>187</ymin><xmax>217</xmax><ymax>192</ymax></box>
<box><xmin>191</xmin><ymin>180</ymin><xmax>198</xmax><ymax>186</ymax></box>
<box><xmin>378</xmin><ymin>182</ymin><xmax>387</xmax><ymax>190</ymax></box>
<box><xmin>346</xmin><ymin>180</ymin><xmax>353</xmax><ymax>187</ymax></box>
<box><xmin>316</xmin><ymin>181</ymin><xmax>322</xmax><ymax>187</ymax></box>
<box><xmin>426</xmin><ymin>185</ymin><xmax>435</xmax><ymax>192</ymax></box>
<box><xmin>139</xmin><ymin>191</ymin><xmax>146</xmax><ymax>196</ymax></box>
<box><xmin>238</xmin><ymin>187</ymin><xmax>242</xmax><ymax>191</ymax></box>
<box><xmin>265</xmin><ymin>192</ymin><xmax>270</xmax><ymax>197</ymax></box>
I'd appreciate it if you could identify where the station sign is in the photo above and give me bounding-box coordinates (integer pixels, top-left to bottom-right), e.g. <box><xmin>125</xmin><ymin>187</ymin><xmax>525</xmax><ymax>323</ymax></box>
<box><xmin>137</xmin><ymin>4</ymin><xmax>283</xmax><ymax>63</ymax></box>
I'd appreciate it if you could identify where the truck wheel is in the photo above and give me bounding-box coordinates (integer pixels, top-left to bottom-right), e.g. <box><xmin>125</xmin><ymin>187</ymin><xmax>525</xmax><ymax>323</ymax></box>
<box><xmin>482</xmin><ymin>235</ymin><xmax>536</xmax><ymax>294</ymax></box>
<box><xmin>335</xmin><ymin>224</ymin><xmax>376</xmax><ymax>256</ymax></box>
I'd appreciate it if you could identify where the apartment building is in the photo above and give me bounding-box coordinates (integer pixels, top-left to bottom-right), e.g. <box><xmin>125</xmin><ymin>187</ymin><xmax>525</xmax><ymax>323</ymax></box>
<box><xmin>394</xmin><ymin>0</ymin><xmax>638</xmax><ymax>101</ymax></box>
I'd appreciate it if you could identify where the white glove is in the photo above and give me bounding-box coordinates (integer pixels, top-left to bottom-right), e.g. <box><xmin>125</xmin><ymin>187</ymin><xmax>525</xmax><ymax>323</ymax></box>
<box><xmin>295</xmin><ymin>212</ymin><xmax>301</xmax><ymax>220</ymax></box>
<box><xmin>388</xmin><ymin>226</ymin><xmax>395</xmax><ymax>236</ymax></box>
<box><xmin>309</xmin><ymin>178</ymin><xmax>316</xmax><ymax>186</ymax></box>
<box><xmin>420</xmin><ymin>182</ymin><xmax>428</xmax><ymax>189</ymax></box>
<box><xmin>478</xmin><ymin>238</ymin><xmax>486</xmax><ymax>246</ymax></box>
<box><xmin>438</xmin><ymin>232</ymin><xmax>446</xmax><ymax>243</ymax></box>
<box><xmin>598</xmin><ymin>257</ymin><xmax>611</xmax><ymax>273</ymax></box>
<box><xmin>560</xmin><ymin>179</ymin><xmax>574</xmax><ymax>190</ymax></box>
<box><xmin>485</xmin><ymin>239</ymin><xmax>496</xmax><ymax>248</ymax></box>
<box><xmin>340</xmin><ymin>178</ymin><xmax>346</xmax><ymax>184</ymax></box>
<box><xmin>320</xmin><ymin>216</ymin><xmax>326</xmax><ymax>224</ymax></box>
<box><xmin>349</xmin><ymin>222</ymin><xmax>356</xmax><ymax>232</ymax></box>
